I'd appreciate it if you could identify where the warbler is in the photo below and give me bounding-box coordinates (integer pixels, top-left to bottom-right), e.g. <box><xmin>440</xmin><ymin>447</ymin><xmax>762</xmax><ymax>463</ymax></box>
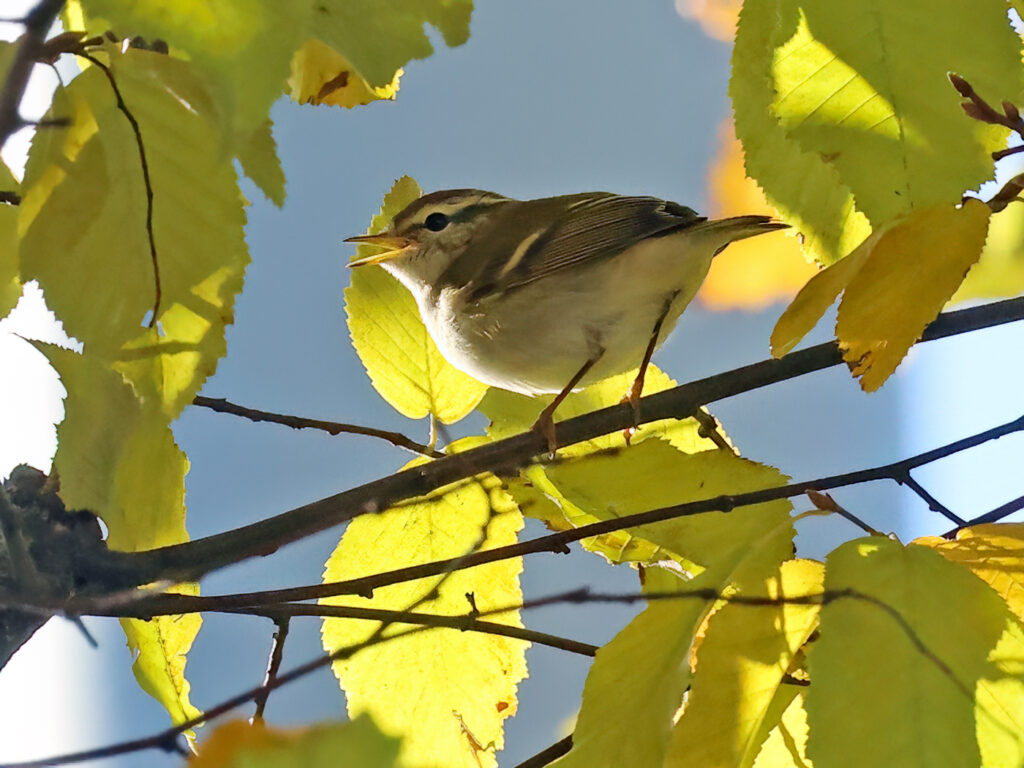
<box><xmin>347</xmin><ymin>189</ymin><xmax>785</xmax><ymax>447</ymax></box>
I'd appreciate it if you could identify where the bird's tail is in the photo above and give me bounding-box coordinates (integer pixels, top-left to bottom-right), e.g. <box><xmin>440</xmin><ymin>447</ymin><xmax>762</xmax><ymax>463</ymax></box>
<box><xmin>694</xmin><ymin>214</ymin><xmax>789</xmax><ymax>252</ymax></box>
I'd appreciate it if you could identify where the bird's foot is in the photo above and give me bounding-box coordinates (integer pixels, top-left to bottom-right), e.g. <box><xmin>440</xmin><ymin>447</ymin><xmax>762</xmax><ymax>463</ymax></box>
<box><xmin>531</xmin><ymin>408</ymin><xmax>560</xmax><ymax>459</ymax></box>
<box><xmin>620</xmin><ymin>376</ymin><xmax>644</xmax><ymax>445</ymax></box>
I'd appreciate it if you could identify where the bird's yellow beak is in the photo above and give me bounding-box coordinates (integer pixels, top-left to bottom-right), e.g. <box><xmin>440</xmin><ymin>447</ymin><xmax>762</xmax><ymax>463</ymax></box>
<box><xmin>345</xmin><ymin>233</ymin><xmax>417</xmax><ymax>267</ymax></box>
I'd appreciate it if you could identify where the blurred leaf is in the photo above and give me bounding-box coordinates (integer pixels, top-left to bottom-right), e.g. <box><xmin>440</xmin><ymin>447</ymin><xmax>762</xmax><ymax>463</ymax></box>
<box><xmin>190</xmin><ymin>715</ymin><xmax>401</xmax><ymax>768</ymax></box>
<box><xmin>20</xmin><ymin>48</ymin><xmax>249</xmax><ymax>419</ymax></box>
<box><xmin>731</xmin><ymin>0</ymin><xmax>871</xmax><ymax>265</ymax></box>
<box><xmin>951</xmin><ymin>202</ymin><xmax>1024</xmax><ymax>304</ymax></box>
<box><xmin>806</xmin><ymin>538</ymin><xmax>1024</xmax><ymax>768</ymax></box>
<box><xmin>321</xmin><ymin>448</ymin><xmax>526</xmax><ymax>768</ymax></box>
<box><xmin>665</xmin><ymin>559</ymin><xmax>823</xmax><ymax>768</ymax></box>
<box><xmin>917</xmin><ymin>523</ymin><xmax>1024</xmax><ymax>624</ymax></box>
<box><xmin>288</xmin><ymin>38</ymin><xmax>401</xmax><ymax>108</ymax></box>
<box><xmin>674</xmin><ymin>0</ymin><xmax>741</xmax><ymax>42</ymax></box>
<box><xmin>37</xmin><ymin>343</ymin><xmax>201</xmax><ymax>731</ymax></box>
<box><xmin>770</xmin><ymin>2</ymin><xmax>1021</xmax><ymax>226</ymax></box>
<box><xmin>750</xmin><ymin>692</ymin><xmax>812</xmax><ymax>768</ymax></box>
<box><xmin>309</xmin><ymin>0</ymin><xmax>472</xmax><ymax>88</ymax></box>
<box><xmin>237</xmin><ymin>120</ymin><xmax>285</xmax><ymax>207</ymax></box>
<box><xmin>771</xmin><ymin>200</ymin><xmax>991</xmax><ymax>391</ymax></box>
<box><xmin>0</xmin><ymin>156</ymin><xmax>20</xmax><ymax>321</ymax></box>
<box><xmin>699</xmin><ymin>119</ymin><xmax>818</xmax><ymax>310</ymax></box>
<box><xmin>556</xmin><ymin>514</ymin><xmax>796</xmax><ymax>768</ymax></box>
<box><xmin>346</xmin><ymin>177</ymin><xmax>488</xmax><ymax>423</ymax></box>
<box><xmin>77</xmin><ymin>0</ymin><xmax>310</xmax><ymax>140</ymax></box>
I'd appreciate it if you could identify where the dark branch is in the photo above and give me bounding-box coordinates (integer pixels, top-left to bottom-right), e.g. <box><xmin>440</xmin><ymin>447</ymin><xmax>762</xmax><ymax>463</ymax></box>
<box><xmin>251</xmin><ymin>616</ymin><xmax>289</xmax><ymax>723</ymax></box>
<box><xmin>944</xmin><ymin>492</ymin><xmax>1024</xmax><ymax>537</ymax></box>
<box><xmin>0</xmin><ymin>0</ymin><xmax>65</xmax><ymax>148</ymax></box>
<box><xmin>514</xmin><ymin>735</ymin><xmax>574</xmax><ymax>768</ymax></box>
<box><xmin>192</xmin><ymin>395</ymin><xmax>442</xmax><ymax>457</ymax></box>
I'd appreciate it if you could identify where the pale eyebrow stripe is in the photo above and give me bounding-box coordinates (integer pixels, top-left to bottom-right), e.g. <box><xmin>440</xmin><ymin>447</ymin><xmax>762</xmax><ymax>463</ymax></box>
<box><xmin>499</xmin><ymin>230</ymin><xmax>543</xmax><ymax>278</ymax></box>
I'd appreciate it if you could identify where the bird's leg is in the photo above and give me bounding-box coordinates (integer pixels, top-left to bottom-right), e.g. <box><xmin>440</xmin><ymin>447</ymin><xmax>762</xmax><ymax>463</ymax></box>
<box><xmin>532</xmin><ymin>353</ymin><xmax>602</xmax><ymax>458</ymax></box>
<box><xmin>622</xmin><ymin>293</ymin><xmax>678</xmax><ymax>444</ymax></box>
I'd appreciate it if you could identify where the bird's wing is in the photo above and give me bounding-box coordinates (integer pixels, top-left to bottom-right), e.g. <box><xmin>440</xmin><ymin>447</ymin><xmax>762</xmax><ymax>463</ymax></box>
<box><xmin>467</xmin><ymin>193</ymin><xmax>705</xmax><ymax>299</ymax></box>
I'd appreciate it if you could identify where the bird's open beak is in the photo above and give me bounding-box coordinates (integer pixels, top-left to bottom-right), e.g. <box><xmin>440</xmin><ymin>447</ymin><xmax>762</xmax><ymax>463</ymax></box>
<box><xmin>344</xmin><ymin>233</ymin><xmax>417</xmax><ymax>267</ymax></box>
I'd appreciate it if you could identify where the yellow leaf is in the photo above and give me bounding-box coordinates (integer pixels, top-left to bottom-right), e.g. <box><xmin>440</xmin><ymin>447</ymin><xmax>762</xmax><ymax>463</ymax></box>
<box><xmin>751</xmin><ymin>692</ymin><xmax>812</xmax><ymax>768</ymax></box>
<box><xmin>675</xmin><ymin>0</ymin><xmax>741</xmax><ymax>42</ymax></box>
<box><xmin>806</xmin><ymin>538</ymin><xmax>1024</xmax><ymax>768</ymax></box>
<box><xmin>0</xmin><ymin>155</ymin><xmax>20</xmax><ymax>321</ymax></box>
<box><xmin>699</xmin><ymin>119</ymin><xmax>818</xmax><ymax>310</ymax></box>
<box><xmin>345</xmin><ymin>177</ymin><xmax>488</xmax><ymax>423</ymax></box>
<box><xmin>191</xmin><ymin>715</ymin><xmax>401</xmax><ymax>768</ymax></box>
<box><xmin>288</xmin><ymin>38</ymin><xmax>401</xmax><ymax>108</ymax></box>
<box><xmin>770</xmin><ymin>200</ymin><xmax>991</xmax><ymax>390</ymax></box>
<box><xmin>555</xmin><ymin>514</ymin><xmax>796</xmax><ymax>767</ymax></box>
<box><xmin>951</xmin><ymin>202</ymin><xmax>1024</xmax><ymax>304</ymax></box>
<box><xmin>917</xmin><ymin>524</ymin><xmax>1024</xmax><ymax>625</ymax></box>
<box><xmin>666</xmin><ymin>559</ymin><xmax>823</xmax><ymax>768</ymax></box>
<box><xmin>321</xmin><ymin>451</ymin><xmax>526</xmax><ymax>768</ymax></box>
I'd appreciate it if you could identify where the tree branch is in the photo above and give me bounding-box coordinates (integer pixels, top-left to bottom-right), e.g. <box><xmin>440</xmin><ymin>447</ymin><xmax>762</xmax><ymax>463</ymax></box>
<box><xmin>0</xmin><ymin>0</ymin><xmax>65</xmax><ymax>148</ymax></box>
<box><xmin>78</xmin><ymin>296</ymin><xmax>1024</xmax><ymax>591</ymax></box>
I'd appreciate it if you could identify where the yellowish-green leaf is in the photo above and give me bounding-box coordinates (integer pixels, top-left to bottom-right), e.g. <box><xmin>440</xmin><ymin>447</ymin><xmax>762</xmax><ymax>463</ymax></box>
<box><xmin>20</xmin><ymin>48</ymin><xmax>249</xmax><ymax>419</ymax></box>
<box><xmin>78</xmin><ymin>0</ymin><xmax>310</xmax><ymax>140</ymax></box>
<box><xmin>480</xmin><ymin>364</ymin><xmax>721</xmax><ymax>458</ymax></box>
<box><xmin>952</xmin><ymin>202</ymin><xmax>1024</xmax><ymax>304</ymax></box>
<box><xmin>288</xmin><ymin>38</ymin><xmax>401</xmax><ymax>108</ymax></box>
<box><xmin>237</xmin><ymin>119</ymin><xmax>285</xmax><ymax>207</ymax></box>
<box><xmin>37</xmin><ymin>343</ymin><xmax>202</xmax><ymax>730</ymax></box>
<box><xmin>321</xmin><ymin>452</ymin><xmax>526</xmax><ymax>768</ymax></box>
<box><xmin>190</xmin><ymin>715</ymin><xmax>401</xmax><ymax>768</ymax></box>
<box><xmin>554</xmin><ymin>513</ymin><xmax>796</xmax><ymax>768</ymax></box>
<box><xmin>346</xmin><ymin>177</ymin><xmax>488</xmax><ymax>423</ymax></box>
<box><xmin>309</xmin><ymin>0</ymin><xmax>472</xmax><ymax>88</ymax></box>
<box><xmin>916</xmin><ymin>523</ymin><xmax>1024</xmax><ymax>625</ymax></box>
<box><xmin>770</xmin><ymin>2</ymin><xmax>1022</xmax><ymax>226</ymax></box>
<box><xmin>751</xmin><ymin>692</ymin><xmax>812</xmax><ymax>768</ymax></box>
<box><xmin>0</xmin><ymin>156</ymin><xmax>20</xmax><ymax>321</ymax></box>
<box><xmin>771</xmin><ymin>201</ymin><xmax>991</xmax><ymax>391</ymax></box>
<box><xmin>806</xmin><ymin>538</ymin><xmax>1024</xmax><ymax>768</ymax></box>
<box><xmin>665</xmin><ymin>559</ymin><xmax>823</xmax><ymax>768</ymax></box>
<box><xmin>731</xmin><ymin>0</ymin><xmax>870</xmax><ymax>265</ymax></box>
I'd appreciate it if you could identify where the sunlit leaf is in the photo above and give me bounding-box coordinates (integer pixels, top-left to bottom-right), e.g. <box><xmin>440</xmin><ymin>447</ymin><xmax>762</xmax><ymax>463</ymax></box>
<box><xmin>237</xmin><ymin>119</ymin><xmax>286</xmax><ymax>207</ymax></box>
<box><xmin>806</xmin><ymin>538</ymin><xmax>1024</xmax><ymax>768</ymax></box>
<box><xmin>77</xmin><ymin>0</ymin><xmax>310</xmax><ymax>140</ymax></box>
<box><xmin>699</xmin><ymin>119</ymin><xmax>817</xmax><ymax>310</ymax></box>
<box><xmin>190</xmin><ymin>715</ymin><xmax>401</xmax><ymax>768</ymax></box>
<box><xmin>555</xmin><ymin>514</ymin><xmax>796</xmax><ymax>767</ymax></box>
<box><xmin>770</xmin><ymin>2</ymin><xmax>1021</xmax><ymax>226</ymax></box>
<box><xmin>750</xmin><ymin>692</ymin><xmax>812</xmax><ymax>768</ymax></box>
<box><xmin>20</xmin><ymin>48</ymin><xmax>250</xmax><ymax>419</ymax></box>
<box><xmin>951</xmin><ymin>202</ymin><xmax>1024</xmax><ymax>304</ymax></box>
<box><xmin>0</xmin><ymin>156</ymin><xmax>20</xmax><ymax>321</ymax></box>
<box><xmin>321</xmin><ymin>448</ymin><xmax>526</xmax><ymax>768</ymax></box>
<box><xmin>309</xmin><ymin>0</ymin><xmax>472</xmax><ymax>88</ymax></box>
<box><xmin>771</xmin><ymin>200</ymin><xmax>991</xmax><ymax>391</ymax></box>
<box><xmin>731</xmin><ymin>0</ymin><xmax>871</xmax><ymax>265</ymax></box>
<box><xmin>288</xmin><ymin>38</ymin><xmax>401</xmax><ymax>108</ymax></box>
<box><xmin>917</xmin><ymin>523</ymin><xmax>1024</xmax><ymax>625</ymax></box>
<box><xmin>346</xmin><ymin>177</ymin><xmax>488</xmax><ymax>423</ymax></box>
<box><xmin>666</xmin><ymin>559</ymin><xmax>823</xmax><ymax>768</ymax></box>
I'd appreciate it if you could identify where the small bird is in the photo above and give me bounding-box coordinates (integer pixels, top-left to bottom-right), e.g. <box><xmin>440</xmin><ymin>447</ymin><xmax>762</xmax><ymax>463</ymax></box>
<box><xmin>347</xmin><ymin>189</ymin><xmax>785</xmax><ymax>449</ymax></box>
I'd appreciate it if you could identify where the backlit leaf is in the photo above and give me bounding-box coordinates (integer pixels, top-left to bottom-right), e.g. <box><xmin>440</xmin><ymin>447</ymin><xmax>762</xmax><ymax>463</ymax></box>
<box><xmin>771</xmin><ymin>201</ymin><xmax>991</xmax><ymax>391</ymax></box>
<box><xmin>951</xmin><ymin>202</ymin><xmax>1024</xmax><ymax>304</ymax></box>
<box><xmin>346</xmin><ymin>177</ymin><xmax>488</xmax><ymax>423</ymax></box>
<box><xmin>750</xmin><ymin>693</ymin><xmax>812</xmax><ymax>768</ymax></box>
<box><xmin>288</xmin><ymin>38</ymin><xmax>401</xmax><ymax>109</ymax></box>
<box><xmin>191</xmin><ymin>715</ymin><xmax>400</xmax><ymax>768</ymax></box>
<box><xmin>770</xmin><ymin>1</ymin><xmax>1021</xmax><ymax>226</ymax></box>
<box><xmin>237</xmin><ymin>120</ymin><xmax>286</xmax><ymax>207</ymax></box>
<box><xmin>321</xmin><ymin>449</ymin><xmax>526</xmax><ymax>768</ymax></box>
<box><xmin>806</xmin><ymin>538</ymin><xmax>1024</xmax><ymax>768</ymax></box>
<box><xmin>0</xmin><ymin>156</ymin><xmax>20</xmax><ymax>321</ymax></box>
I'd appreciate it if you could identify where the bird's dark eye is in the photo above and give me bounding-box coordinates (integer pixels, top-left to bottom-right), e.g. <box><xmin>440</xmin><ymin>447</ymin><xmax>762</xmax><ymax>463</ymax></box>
<box><xmin>424</xmin><ymin>212</ymin><xmax>450</xmax><ymax>232</ymax></box>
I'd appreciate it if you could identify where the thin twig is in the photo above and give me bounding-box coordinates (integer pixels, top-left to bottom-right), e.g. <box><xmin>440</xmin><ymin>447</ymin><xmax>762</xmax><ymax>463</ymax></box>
<box><xmin>514</xmin><ymin>735</ymin><xmax>574</xmax><ymax>768</ymax></box>
<box><xmin>943</xmin><ymin>492</ymin><xmax>1024</xmax><ymax>538</ymax></box>
<box><xmin>192</xmin><ymin>395</ymin><xmax>442</xmax><ymax>457</ymax></box>
<box><xmin>76</xmin><ymin>51</ymin><xmax>162</xmax><ymax>327</ymax></box>
<box><xmin>90</xmin><ymin>296</ymin><xmax>1024</xmax><ymax>589</ymax></box>
<box><xmin>806</xmin><ymin>489</ymin><xmax>882</xmax><ymax>536</ymax></box>
<box><xmin>0</xmin><ymin>0</ymin><xmax>65</xmax><ymax>148</ymax></box>
<box><xmin>892</xmin><ymin>470</ymin><xmax>965</xmax><ymax>525</ymax></box>
<box><xmin>251</xmin><ymin>617</ymin><xmax>289</xmax><ymax>723</ymax></box>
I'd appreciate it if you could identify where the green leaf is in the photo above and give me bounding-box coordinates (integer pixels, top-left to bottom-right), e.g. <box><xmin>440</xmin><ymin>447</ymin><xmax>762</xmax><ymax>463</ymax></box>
<box><xmin>20</xmin><ymin>48</ymin><xmax>250</xmax><ymax>419</ymax></box>
<box><xmin>345</xmin><ymin>177</ymin><xmax>488</xmax><ymax>423</ymax></box>
<box><xmin>555</xmin><ymin>515</ymin><xmax>796</xmax><ymax>768</ymax></box>
<box><xmin>0</xmin><ymin>156</ymin><xmax>20</xmax><ymax>321</ymax></box>
<box><xmin>665</xmin><ymin>559</ymin><xmax>823</xmax><ymax>768</ymax></box>
<box><xmin>731</xmin><ymin>0</ymin><xmax>870</xmax><ymax>265</ymax></box>
<box><xmin>77</xmin><ymin>0</ymin><xmax>311</xmax><ymax>140</ymax></box>
<box><xmin>321</xmin><ymin>449</ymin><xmax>526</xmax><ymax>768</ymax></box>
<box><xmin>769</xmin><ymin>0</ymin><xmax>1022</xmax><ymax>226</ymax></box>
<box><xmin>309</xmin><ymin>0</ymin><xmax>472</xmax><ymax>88</ymax></box>
<box><xmin>237</xmin><ymin>119</ymin><xmax>286</xmax><ymax>207</ymax></box>
<box><xmin>806</xmin><ymin>538</ymin><xmax>1024</xmax><ymax>768</ymax></box>
<box><xmin>192</xmin><ymin>715</ymin><xmax>401</xmax><ymax>768</ymax></box>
